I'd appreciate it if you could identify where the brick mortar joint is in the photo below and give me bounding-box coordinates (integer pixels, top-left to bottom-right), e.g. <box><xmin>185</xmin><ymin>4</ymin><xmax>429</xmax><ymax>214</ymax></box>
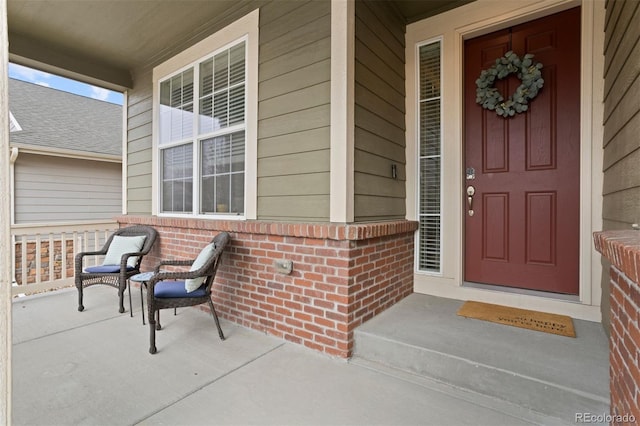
<box><xmin>117</xmin><ymin>215</ymin><xmax>418</xmax><ymax>241</ymax></box>
<box><xmin>611</xmin><ymin>266</ymin><xmax>640</xmax><ymax>305</ymax></box>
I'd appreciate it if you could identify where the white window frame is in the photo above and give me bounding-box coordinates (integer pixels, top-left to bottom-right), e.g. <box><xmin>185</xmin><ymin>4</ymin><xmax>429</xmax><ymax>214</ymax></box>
<box><xmin>152</xmin><ymin>9</ymin><xmax>258</xmax><ymax>220</ymax></box>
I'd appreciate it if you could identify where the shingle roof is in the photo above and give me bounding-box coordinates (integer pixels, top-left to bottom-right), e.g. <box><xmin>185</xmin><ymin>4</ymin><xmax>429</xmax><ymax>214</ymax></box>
<box><xmin>9</xmin><ymin>78</ymin><xmax>122</xmax><ymax>156</ymax></box>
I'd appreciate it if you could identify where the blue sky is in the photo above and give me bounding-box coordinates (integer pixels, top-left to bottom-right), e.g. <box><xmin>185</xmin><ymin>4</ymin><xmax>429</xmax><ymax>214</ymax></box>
<box><xmin>9</xmin><ymin>63</ymin><xmax>124</xmax><ymax>105</ymax></box>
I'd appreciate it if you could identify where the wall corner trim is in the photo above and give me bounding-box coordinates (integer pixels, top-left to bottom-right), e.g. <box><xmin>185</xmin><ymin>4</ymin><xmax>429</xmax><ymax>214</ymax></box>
<box><xmin>330</xmin><ymin>0</ymin><xmax>355</xmax><ymax>223</ymax></box>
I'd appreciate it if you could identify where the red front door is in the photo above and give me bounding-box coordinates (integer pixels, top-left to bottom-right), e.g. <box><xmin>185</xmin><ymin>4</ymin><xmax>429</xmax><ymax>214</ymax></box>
<box><xmin>463</xmin><ymin>7</ymin><xmax>581</xmax><ymax>294</ymax></box>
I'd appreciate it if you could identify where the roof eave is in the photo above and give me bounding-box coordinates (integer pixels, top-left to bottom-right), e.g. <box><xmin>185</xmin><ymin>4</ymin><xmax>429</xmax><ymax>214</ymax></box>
<box><xmin>9</xmin><ymin>143</ymin><xmax>122</xmax><ymax>163</ymax></box>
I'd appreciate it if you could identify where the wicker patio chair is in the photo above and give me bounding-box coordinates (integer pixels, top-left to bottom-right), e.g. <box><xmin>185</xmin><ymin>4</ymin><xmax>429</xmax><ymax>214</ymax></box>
<box><xmin>146</xmin><ymin>232</ymin><xmax>230</xmax><ymax>354</ymax></box>
<box><xmin>75</xmin><ymin>225</ymin><xmax>158</xmax><ymax>315</ymax></box>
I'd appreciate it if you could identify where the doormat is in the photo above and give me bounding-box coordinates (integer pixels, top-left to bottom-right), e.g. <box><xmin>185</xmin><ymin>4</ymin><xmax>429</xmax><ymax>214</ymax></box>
<box><xmin>457</xmin><ymin>301</ymin><xmax>576</xmax><ymax>337</ymax></box>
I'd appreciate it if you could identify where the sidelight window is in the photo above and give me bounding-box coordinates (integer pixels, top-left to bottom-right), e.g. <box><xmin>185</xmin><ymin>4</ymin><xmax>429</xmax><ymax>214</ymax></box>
<box><xmin>417</xmin><ymin>40</ymin><xmax>442</xmax><ymax>273</ymax></box>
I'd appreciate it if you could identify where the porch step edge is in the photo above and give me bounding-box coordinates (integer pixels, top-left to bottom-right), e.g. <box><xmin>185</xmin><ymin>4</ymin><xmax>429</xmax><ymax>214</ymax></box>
<box><xmin>350</xmin><ymin>356</ymin><xmax>577</xmax><ymax>426</ymax></box>
<box><xmin>353</xmin><ymin>330</ymin><xmax>609</xmax><ymax>423</ymax></box>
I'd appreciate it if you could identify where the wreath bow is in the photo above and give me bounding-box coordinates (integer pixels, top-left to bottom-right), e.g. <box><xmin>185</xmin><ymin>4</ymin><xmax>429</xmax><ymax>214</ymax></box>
<box><xmin>475</xmin><ymin>51</ymin><xmax>544</xmax><ymax>117</ymax></box>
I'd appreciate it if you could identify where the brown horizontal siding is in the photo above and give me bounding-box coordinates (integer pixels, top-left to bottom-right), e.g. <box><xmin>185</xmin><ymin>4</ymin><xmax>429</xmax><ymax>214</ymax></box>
<box><xmin>602</xmin><ymin>0</ymin><xmax>640</xmax><ymax>230</ymax></box>
<box><xmin>353</xmin><ymin>0</ymin><xmax>406</xmax><ymax>222</ymax></box>
<box><xmin>126</xmin><ymin>69</ymin><xmax>154</xmax><ymax>215</ymax></box>
<box><xmin>257</xmin><ymin>0</ymin><xmax>331</xmax><ymax>221</ymax></box>
<box><xmin>15</xmin><ymin>154</ymin><xmax>122</xmax><ymax>223</ymax></box>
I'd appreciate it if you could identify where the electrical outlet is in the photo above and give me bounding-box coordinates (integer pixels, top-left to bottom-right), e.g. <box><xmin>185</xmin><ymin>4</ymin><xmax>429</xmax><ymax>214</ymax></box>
<box><xmin>273</xmin><ymin>259</ymin><xmax>293</xmax><ymax>275</ymax></box>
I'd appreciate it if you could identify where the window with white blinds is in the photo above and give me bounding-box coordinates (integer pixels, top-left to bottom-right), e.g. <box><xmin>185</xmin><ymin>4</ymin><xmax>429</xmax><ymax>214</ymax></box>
<box><xmin>158</xmin><ymin>40</ymin><xmax>246</xmax><ymax>215</ymax></box>
<box><xmin>418</xmin><ymin>41</ymin><xmax>442</xmax><ymax>273</ymax></box>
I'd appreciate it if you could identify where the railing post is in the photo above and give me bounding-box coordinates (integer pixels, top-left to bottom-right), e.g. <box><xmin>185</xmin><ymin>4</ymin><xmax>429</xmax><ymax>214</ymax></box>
<box><xmin>61</xmin><ymin>233</ymin><xmax>68</xmax><ymax>280</ymax></box>
<box><xmin>48</xmin><ymin>233</ymin><xmax>54</xmax><ymax>282</ymax></box>
<box><xmin>35</xmin><ymin>234</ymin><xmax>41</xmax><ymax>284</ymax></box>
<box><xmin>20</xmin><ymin>236</ymin><xmax>26</xmax><ymax>286</ymax></box>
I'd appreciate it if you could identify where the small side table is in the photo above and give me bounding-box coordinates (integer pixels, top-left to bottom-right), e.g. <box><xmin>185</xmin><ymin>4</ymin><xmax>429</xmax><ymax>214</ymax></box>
<box><xmin>130</xmin><ymin>271</ymin><xmax>154</xmax><ymax>325</ymax></box>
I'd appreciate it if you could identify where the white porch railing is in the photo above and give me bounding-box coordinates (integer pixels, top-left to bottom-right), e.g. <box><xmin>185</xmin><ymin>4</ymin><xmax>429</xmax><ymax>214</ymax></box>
<box><xmin>11</xmin><ymin>221</ymin><xmax>119</xmax><ymax>296</ymax></box>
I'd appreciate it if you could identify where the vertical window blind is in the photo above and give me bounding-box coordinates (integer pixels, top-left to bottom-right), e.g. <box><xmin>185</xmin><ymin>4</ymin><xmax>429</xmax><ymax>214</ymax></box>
<box><xmin>418</xmin><ymin>41</ymin><xmax>442</xmax><ymax>273</ymax></box>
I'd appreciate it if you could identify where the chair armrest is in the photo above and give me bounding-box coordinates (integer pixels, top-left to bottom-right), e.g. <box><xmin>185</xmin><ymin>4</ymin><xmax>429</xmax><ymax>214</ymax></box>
<box><xmin>75</xmin><ymin>249</ymin><xmax>108</xmax><ymax>269</ymax></box>
<box><xmin>153</xmin><ymin>259</ymin><xmax>193</xmax><ymax>273</ymax></box>
<box><xmin>147</xmin><ymin>268</ymin><xmax>206</xmax><ymax>287</ymax></box>
<box><xmin>75</xmin><ymin>249</ymin><xmax>106</xmax><ymax>260</ymax></box>
<box><xmin>118</xmin><ymin>251</ymin><xmax>149</xmax><ymax>268</ymax></box>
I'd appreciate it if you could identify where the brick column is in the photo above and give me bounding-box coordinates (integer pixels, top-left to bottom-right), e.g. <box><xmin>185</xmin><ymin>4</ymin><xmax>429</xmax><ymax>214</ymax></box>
<box><xmin>118</xmin><ymin>216</ymin><xmax>417</xmax><ymax>358</ymax></box>
<box><xmin>594</xmin><ymin>231</ymin><xmax>640</xmax><ymax>424</ymax></box>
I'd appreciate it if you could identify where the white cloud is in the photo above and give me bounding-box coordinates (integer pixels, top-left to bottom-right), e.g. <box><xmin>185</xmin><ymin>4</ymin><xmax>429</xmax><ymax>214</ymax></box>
<box><xmin>90</xmin><ymin>86</ymin><xmax>111</xmax><ymax>101</ymax></box>
<box><xmin>35</xmin><ymin>81</ymin><xmax>51</xmax><ymax>88</ymax></box>
<box><xmin>9</xmin><ymin>63</ymin><xmax>53</xmax><ymax>82</ymax></box>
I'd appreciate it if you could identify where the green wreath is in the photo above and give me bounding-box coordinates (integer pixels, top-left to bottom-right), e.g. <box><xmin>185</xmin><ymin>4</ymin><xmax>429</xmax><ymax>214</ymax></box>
<box><xmin>475</xmin><ymin>51</ymin><xmax>544</xmax><ymax>118</ymax></box>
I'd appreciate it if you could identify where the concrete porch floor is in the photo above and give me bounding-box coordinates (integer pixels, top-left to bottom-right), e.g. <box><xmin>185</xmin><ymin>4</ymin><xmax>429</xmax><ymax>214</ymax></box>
<box><xmin>12</xmin><ymin>287</ymin><xmax>608</xmax><ymax>425</ymax></box>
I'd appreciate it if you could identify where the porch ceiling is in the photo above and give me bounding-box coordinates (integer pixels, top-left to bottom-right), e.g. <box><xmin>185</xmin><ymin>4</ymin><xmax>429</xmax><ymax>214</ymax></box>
<box><xmin>7</xmin><ymin>0</ymin><xmax>469</xmax><ymax>91</ymax></box>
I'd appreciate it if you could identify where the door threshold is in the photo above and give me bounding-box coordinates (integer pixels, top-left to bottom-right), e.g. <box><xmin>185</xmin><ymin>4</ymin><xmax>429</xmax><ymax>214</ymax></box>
<box><xmin>462</xmin><ymin>281</ymin><xmax>580</xmax><ymax>302</ymax></box>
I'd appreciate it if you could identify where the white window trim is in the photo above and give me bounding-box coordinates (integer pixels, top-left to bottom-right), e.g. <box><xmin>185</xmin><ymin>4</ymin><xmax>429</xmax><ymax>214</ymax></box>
<box><xmin>152</xmin><ymin>8</ymin><xmax>258</xmax><ymax>220</ymax></box>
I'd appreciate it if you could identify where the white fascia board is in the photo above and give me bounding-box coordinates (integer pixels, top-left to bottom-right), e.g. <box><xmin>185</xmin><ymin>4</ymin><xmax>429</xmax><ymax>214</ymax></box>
<box><xmin>9</xmin><ymin>143</ymin><xmax>122</xmax><ymax>163</ymax></box>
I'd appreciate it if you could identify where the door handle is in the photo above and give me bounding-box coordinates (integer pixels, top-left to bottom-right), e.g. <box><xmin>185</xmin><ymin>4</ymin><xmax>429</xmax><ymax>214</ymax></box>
<box><xmin>467</xmin><ymin>185</ymin><xmax>475</xmax><ymax>216</ymax></box>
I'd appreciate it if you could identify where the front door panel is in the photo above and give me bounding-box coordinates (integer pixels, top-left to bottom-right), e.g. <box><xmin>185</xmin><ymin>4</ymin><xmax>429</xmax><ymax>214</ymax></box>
<box><xmin>464</xmin><ymin>7</ymin><xmax>581</xmax><ymax>294</ymax></box>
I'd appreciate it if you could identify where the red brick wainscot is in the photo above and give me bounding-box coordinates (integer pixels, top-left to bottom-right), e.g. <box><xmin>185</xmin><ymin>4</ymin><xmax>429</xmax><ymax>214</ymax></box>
<box><xmin>594</xmin><ymin>230</ymin><xmax>640</xmax><ymax>425</ymax></box>
<box><xmin>117</xmin><ymin>215</ymin><xmax>418</xmax><ymax>358</ymax></box>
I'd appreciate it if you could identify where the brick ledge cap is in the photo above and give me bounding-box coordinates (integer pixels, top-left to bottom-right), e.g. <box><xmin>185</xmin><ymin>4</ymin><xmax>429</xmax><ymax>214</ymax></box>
<box><xmin>594</xmin><ymin>230</ymin><xmax>640</xmax><ymax>282</ymax></box>
<box><xmin>116</xmin><ymin>215</ymin><xmax>418</xmax><ymax>241</ymax></box>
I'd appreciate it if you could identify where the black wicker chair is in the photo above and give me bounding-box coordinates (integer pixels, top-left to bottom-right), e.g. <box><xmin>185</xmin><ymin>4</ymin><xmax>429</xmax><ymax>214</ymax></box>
<box><xmin>146</xmin><ymin>232</ymin><xmax>230</xmax><ymax>354</ymax></box>
<box><xmin>75</xmin><ymin>225</ymin><xmax>158</xmax><ymax>315</ymax></box>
